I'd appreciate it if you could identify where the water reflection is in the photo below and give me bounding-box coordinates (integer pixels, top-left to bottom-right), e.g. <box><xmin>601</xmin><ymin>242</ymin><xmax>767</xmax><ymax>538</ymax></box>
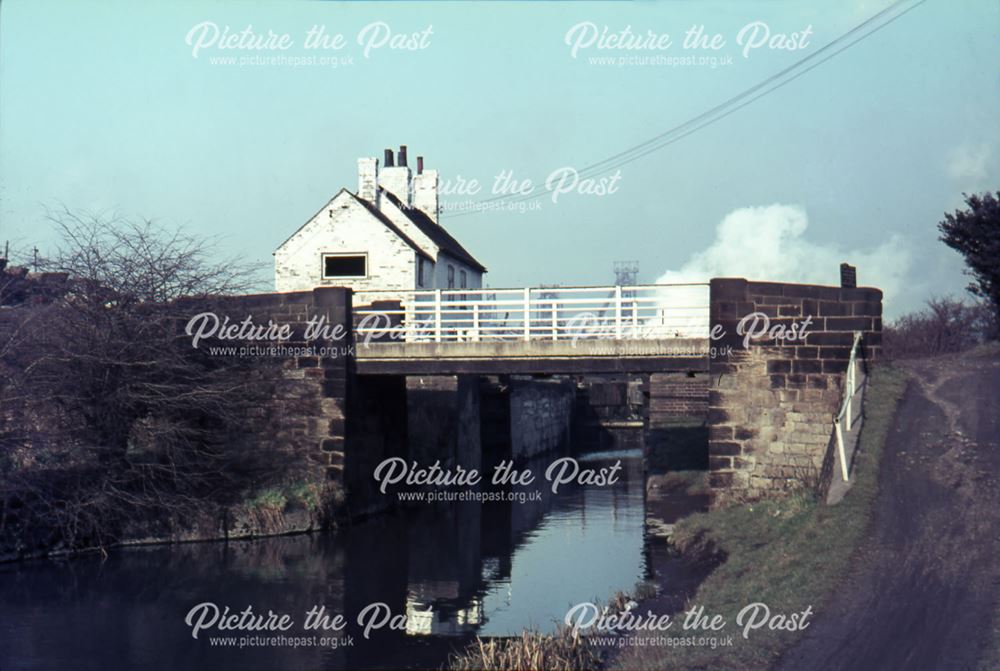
<box><xmin>0</xmin><ymin>451</ymin><xmax>675</xmax><ymax>670</ymax></box>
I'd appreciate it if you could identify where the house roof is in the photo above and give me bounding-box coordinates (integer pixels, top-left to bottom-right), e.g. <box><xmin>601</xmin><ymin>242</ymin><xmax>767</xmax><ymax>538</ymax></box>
<box><xmin>378</xmin><ymin>190</ymin><xmax>487</xmax><ymax>273</ymax></box>
<box><xmin>348</xmin><ymin>191</ymin><xmax>434</xmax><ymax>262</ymax></box>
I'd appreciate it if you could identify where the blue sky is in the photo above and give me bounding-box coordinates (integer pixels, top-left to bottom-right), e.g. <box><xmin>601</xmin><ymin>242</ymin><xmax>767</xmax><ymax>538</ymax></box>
<box><xmin>1</xmin><ymin>0</ymin><xmax>998</xmax><ymax>316</ymax></box>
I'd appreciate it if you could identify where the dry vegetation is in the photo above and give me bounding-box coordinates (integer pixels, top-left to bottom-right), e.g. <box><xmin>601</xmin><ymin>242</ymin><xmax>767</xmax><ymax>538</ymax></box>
<box><xmin>449</xmin><ymin>627</ymin><xmax>601</xmax><ymax>671</ymax></box>
<box><xmin>0</xmin><ymin>211</ymin><xmax>299</xmax><ymax>558</ymax></box>
<box><xmin>883</xmin><ymin>297</ymin><xmax>996</xmax><ymax>359</ymax></box>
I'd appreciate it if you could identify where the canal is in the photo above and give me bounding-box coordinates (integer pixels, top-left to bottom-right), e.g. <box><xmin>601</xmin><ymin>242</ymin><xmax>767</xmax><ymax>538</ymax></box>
<box><xmin>0</xmin><ymin>449</ymin><xmax>709</xmax><ymax>670</ymax></box>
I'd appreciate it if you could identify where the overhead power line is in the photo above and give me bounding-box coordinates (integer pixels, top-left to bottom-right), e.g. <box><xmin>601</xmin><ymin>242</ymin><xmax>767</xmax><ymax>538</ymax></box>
<box><xmin>441</xmin><ymin>0</ymin><xmax>928</xmax><ymax>219</ymax></box>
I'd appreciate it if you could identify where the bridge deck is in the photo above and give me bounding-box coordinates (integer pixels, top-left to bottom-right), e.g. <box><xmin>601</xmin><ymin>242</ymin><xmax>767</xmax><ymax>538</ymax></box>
<box><xmin>354</xmin><ymin>338</ymin><xmax>710</xmax><ymax>375</ymax></box>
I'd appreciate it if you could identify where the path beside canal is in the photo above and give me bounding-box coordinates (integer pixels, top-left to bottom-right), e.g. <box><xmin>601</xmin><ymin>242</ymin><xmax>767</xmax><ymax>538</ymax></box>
<box><xmin>776</xmin><ymin>346</ymin><xmax>1000</xmax><ymax>671</ymax></box>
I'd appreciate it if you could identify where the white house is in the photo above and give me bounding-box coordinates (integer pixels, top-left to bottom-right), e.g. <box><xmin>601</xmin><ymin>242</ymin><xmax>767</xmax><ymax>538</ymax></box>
<box><xmin>274</xmin><ymin>146</ymin><xmax>486</xmax><ymax>297</ymax></box>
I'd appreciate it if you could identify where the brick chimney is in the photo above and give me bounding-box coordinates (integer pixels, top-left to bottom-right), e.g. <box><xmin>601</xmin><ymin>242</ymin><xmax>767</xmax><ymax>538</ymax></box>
<box><xmin>357</xmin><ymin>156</ymin><xmax>379</xmax><ymax>205</ymax></box>
<box><xmin>413</xmin><ymin>157</ymin><xmax>439</xmax><ymax>223</ymax></box>
<box><xmin>379</xmin><ymin>144</ymin><xmax>412</xmax><ymax>206</ymax></box>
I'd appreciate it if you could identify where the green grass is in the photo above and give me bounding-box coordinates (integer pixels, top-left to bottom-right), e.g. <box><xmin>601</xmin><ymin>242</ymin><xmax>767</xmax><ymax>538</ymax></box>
<box><xmin>248</xmin><ymin>487</ymin><xmax>288</xmax><ymax>511</ymax></box>
<box><xmin>246</xmin><ymin>481</ymin><xmax>325</xmax><ymax>513</ymax></box>
<box><xmin>613</xmin><ymin>363</ymin><xmax>910</xmax><ymax>671</ymax></box>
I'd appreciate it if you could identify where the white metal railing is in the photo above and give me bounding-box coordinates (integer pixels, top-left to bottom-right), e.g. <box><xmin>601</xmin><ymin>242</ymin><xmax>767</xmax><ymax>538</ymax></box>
<box><xmin>833</xmin><ymin>331</ymin><xmax>865</xmax><ymax>481</ymax></box>
<box><xmin>353</xmin><ymin>284</ymin><xmax>709</xmax><ymax>344</ymax></box>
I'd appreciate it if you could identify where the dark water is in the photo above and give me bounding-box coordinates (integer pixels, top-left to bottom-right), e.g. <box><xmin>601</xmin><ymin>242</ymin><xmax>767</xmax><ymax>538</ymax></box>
<box><xmin>0</xmin><ymin>450</ymin><xmax>704</xmax><ymax>671</ymax></box>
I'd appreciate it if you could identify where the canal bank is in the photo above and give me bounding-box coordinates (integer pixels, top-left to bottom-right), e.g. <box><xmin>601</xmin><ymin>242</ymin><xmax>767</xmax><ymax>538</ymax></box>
<box><xmin>610</xmin><ymin>364</ymin><xmax>908</xmax><ymax>671</ymax></box>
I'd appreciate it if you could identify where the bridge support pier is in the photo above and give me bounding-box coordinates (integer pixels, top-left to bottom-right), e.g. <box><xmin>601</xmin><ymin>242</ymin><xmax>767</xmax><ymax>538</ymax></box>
<box><xmin>406</xmin><ymin>375</ymin><xmax>482</xmax><ymax>473</ymax></box>
<box><xmin>707</xmin><ymin>278</ymin><xmax>882</xmax><ymax>505</ymax></box>
<box><xmin>345</xmin><ymin>374</ymin><xmax>409</xmax><ymax>516</ymax></box>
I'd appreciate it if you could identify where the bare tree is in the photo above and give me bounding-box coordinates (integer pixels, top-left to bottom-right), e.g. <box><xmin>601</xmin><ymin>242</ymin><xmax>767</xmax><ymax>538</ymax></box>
<box><xmin>1</xmin><ymin>210</ymin><xmax>282</xmax><ymax>556</ymax></box>
<box><xmin>882</xmin><ymin>296</ymin><xmax>995</xmax><ymax>359</ymax></box>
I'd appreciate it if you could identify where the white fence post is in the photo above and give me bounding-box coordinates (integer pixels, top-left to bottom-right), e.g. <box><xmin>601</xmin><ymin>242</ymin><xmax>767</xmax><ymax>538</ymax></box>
<box><xmin>614</xmin><ymin>286</ymin><xmax>623</xmax><ymax>339</ymax></box>
<box><xmin>835</xmin><ymin>422</ymin><xmax>849</xmax><ymax>481</ymax></box>
<box><xmin>523</xmin><ymin>288</ymin><xmax>531</xmax><ymax>342</ymax></box>
<box><xmin>551</xmin><ymin>301</ymin><xmax>558</xmax><ymax>340</ymax></box>
<box><xmin>434</xmin><ymin>289</ymin><xmax>442</xmax><ymax>343</ymax></box>
<box><xmin>472</xmin><ymin>302</ymin><xmax>480</xmax><ymax>342</ymax></box>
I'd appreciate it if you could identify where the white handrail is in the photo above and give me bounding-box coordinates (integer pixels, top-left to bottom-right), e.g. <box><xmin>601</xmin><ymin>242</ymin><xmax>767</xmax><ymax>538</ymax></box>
<box><xmin>833</xmin><ymin>331</ymin><xmax>864</xmax><ymax>481</ymax></box>
<box><xmin>354</xmin><ymin>282</ymin><xmax>708</xmax><ymax>296</ymax></box>
<box><xmin>353</xmin><ymin>283</ymin><xmax>710</xmax><ymax>343</ymax></box>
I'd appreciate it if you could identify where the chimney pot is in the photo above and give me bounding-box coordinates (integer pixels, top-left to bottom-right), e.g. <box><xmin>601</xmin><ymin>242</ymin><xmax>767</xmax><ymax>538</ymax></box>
<box><xmin>384</xmin><ymin>148</ymin><xmax>394</xmax><ymax>167</ymax></box>
<box><xmin>417</xmin><ymin>156</ymin><xmax>424</xmax><ymax>174</ymax></box>
<box><xmin>398</xmin><ymin>145</ymin><xmax>408</xmax><ymax>167</ymax></box>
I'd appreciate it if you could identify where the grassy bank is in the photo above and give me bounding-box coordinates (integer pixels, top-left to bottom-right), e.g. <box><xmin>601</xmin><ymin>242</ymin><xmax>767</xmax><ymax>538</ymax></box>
<box><xmin>614</xmin><ymin>363</ymin><xmax>909</xmax><ymax>671</ymax></box>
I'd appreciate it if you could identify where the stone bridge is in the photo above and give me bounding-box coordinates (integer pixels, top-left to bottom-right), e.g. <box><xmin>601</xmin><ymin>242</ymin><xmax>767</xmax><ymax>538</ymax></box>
<box><xmin>214</xmin><ymin>275</ymin><xmax>881</xmax><ymax>515</ymax></box>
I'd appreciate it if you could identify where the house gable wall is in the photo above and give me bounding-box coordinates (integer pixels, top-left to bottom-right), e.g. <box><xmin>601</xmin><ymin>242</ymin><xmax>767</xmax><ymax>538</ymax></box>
<box><xmin>275</xmin><ymin>192</ymin><xmax>417</xmax><ymax>293</ymax></box>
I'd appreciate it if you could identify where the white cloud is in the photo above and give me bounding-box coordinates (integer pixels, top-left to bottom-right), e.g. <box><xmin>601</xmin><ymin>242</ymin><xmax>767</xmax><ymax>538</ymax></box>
<box><xmin>655</xmin><ymin>203</ymin><xmax>911</xmax><ymax>307</ymax></box>
<box><xmin>946</xmin><ymin>141</ymin><xmax>994</xmax><ymax>185</ymax></box>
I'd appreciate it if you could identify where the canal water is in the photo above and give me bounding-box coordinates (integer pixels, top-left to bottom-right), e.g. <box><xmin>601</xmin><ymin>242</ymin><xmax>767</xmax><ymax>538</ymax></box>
<box><xmin>0</xmin><ymin>450</ymin><xmax>708</xmax><ymax>670</ymax></box>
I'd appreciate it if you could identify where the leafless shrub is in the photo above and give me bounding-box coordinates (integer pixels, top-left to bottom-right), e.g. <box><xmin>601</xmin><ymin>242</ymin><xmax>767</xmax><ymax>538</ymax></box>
<box><xmin>882</xmin><ymin>296</ymin><xmax>997</xmax><ymax>360</ymax></box>
<box><xmin>0</xmin><ymin>210</ymin><xmax>284</xmax><ymax>556</ymax></box>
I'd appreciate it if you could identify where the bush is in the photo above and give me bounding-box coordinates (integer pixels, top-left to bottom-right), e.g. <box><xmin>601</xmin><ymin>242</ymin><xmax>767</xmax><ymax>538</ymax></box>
<box><xmin>882</xmin><ymin>296</ymin><xmax>996</xmax><ymax>359</ymax></box>
<box><xmin>0</xmin><ymin>211</ymin><xmax>288</xmax><ymax>556</ymax></box>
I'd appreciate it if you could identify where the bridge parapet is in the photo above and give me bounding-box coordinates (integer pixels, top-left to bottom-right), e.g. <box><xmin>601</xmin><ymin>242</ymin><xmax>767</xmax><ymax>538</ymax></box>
<box><xmin>707</xmin><ymin>278</ymin><xmax>883</xmax><ymax>504</ymax></box>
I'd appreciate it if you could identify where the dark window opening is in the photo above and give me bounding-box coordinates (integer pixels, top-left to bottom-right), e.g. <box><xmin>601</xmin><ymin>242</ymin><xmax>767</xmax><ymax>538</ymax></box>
<box><xmin>447</xmin><ymin>264</ymin><xmax>455</xmax><ymax>289</ymax></box>
<box><xmin>323</xmin><ymin>254</ymin><xmax>366</xmax><ymax>278</ymax></box>
<box><xmin>418</xmin><ymin>258</ymin><xmax>425</xmax><ymax>286</ymax></box>
<box><xmin>460</xmin><ymin>270</ymin><xmax>467</xmax><ymax>289</ymax></box>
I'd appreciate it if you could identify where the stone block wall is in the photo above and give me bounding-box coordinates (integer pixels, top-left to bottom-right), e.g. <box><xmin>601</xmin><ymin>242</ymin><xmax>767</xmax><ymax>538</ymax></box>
<box><xmin>406</xmin><ymin>375</ymin><xmax>482</xmax><ymax>473</ymax></box>
<box><xmin>509</xmin><ymin>378</ymin><xmax>575</xmax><ymax>461</ymax></box>
<box><xmin>203</xmin><ymin>287</ymin><xmax>353</xmax><ymax>507</ymax></box>
<box><xmin>572</xmin><ymin>376</ymin><xmax>646</xmax><ymax>452</ymax></box>
<box><xmin>707</xmin><ymin>278</ymin><xmax>882</xmax><ymax>503</ymax></box>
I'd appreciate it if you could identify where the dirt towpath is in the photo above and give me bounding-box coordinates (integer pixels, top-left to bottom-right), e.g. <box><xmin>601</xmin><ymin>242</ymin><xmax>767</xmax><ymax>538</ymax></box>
<box><xmin>775</xmin><ymin>347</ymin><xmax>1000</xmax><ymax>671</ymax></box>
